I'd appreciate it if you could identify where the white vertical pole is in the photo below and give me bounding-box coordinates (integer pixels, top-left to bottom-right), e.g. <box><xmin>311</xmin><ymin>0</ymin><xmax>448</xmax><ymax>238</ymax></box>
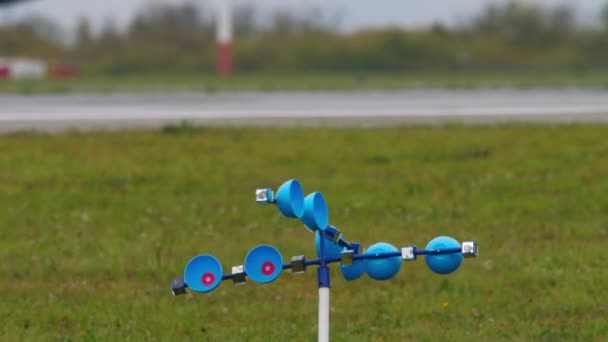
<box><xmin>317</xmin><ymin>229</ymin><xmax>330</xmax><ymax>342</ymax></box>
<box><xmin>216</xmin><ymin>0</ymin><xmax>233</xmax><ymax>75</ymax></box>
<box><xmin>318</xmin><ymin>287</ymin><xmax>330</xmax><ymax>342</ymax></box>
<box><xmin>216</xmin><ymin>0</ymin><xmax>232</xmax><ymax>44</ymax></box>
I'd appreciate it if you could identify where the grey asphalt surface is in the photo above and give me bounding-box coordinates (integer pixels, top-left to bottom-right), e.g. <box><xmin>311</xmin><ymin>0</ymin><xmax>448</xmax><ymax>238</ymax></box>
<box><xmin>2</xmin><ymin>89</ymin><xmax>608</xmax><ymax>133</ymax></box>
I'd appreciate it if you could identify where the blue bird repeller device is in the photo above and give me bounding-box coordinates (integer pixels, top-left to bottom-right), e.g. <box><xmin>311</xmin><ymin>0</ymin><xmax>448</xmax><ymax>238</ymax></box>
<box><xmin>172</xmin><ymin>179</ymin><xmax>479</xmax><ymax>342</ymax></box>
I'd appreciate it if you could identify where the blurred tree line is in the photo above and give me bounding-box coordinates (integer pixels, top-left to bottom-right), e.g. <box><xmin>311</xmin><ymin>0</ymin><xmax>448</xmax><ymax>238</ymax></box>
<box><xmin>2</xmin><ymin>0</ymin><xmax>608</xmax><ymax>75</ymax></box>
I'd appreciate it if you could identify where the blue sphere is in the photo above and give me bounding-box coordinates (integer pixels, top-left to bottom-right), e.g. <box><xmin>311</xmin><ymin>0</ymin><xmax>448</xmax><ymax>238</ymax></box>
<box><xmin>365</xmin><ymin>242</ymin><xmax>401</xmax><ymax>281</ymax></box>
<box><xmin>315</xmin><ymin>231</ymin><xmax>342</xmax><ymax>259</ymax></box>
<box><xmin>424</xmin><ymin>236</ymin><xmax>463</xmax><ymax>275</ymax></box>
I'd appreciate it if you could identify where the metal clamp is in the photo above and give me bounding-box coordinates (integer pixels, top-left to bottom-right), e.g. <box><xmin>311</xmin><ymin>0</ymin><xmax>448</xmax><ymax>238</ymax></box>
<box><xmin>171</xmin><ymin>276</ymin><xmax>188</xmax><ymax>296</ymax></box>
<box><xmin>461</xmin><ymin>241</ymin><xmax>478</xmax><ymax>258</ymax></box>
<box><xmin>340</xmin><ymin>250</ymin><xmax>354</xmax><ymax>265</ymax></box>
<box><xmin>255</xmin><ymin>188</ymin><xmax>274</xmax><ymax>204</ymax></box>
<box><xmin>232</xmin><ymin>265</ymin><xmax>247</xmax><ymax>285</ymax></box>
<box><xmin>401</xmin><ymin>246</ymin><xmax>416</xmax><ymax>261</ymax></box>
<box><xmin>290</xmin><ymin>255</ymin><xmax>307</xmax><ymax>273</ymax></box>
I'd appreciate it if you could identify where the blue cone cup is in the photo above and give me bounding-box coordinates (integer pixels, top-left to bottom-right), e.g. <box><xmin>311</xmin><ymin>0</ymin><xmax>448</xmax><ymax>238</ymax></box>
<box><xmin>315</xmin><ymin>230</ymin><xmax>342</xmax><ymax>259</ymax></box>
<box><xmin>184</xmin><ymin>254</ymin><xmax>223</xmax><ymax>293</ymax></box>
<box><xmin>301</xmin><ymin>192</ymin><xmax>329</xmax><ymax>232</ymax></box>
<box><xmin>275</xmin><ymin>179</ymin><xmax>305</xmax><ymax>218</ymax></box>
<box><xmin>244</xmin><ymin>245</ymin><xmax>284</xmax><ymax>284</ymax></box>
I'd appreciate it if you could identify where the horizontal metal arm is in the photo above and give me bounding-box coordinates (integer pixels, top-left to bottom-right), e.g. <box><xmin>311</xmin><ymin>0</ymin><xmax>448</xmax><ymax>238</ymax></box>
<box><xmin>415</xmin><ymin>247</ymin><xmax>462</xmax><ymax>255</ymax></box>
<box><xmin>217</xmin><ymin>247</ymin><xmax>464</xmax><ymax>280</ymax></box>
<box><xmin>172</xmin><ymin>244</ymin><xmax>476</xmax><ymax>294</ymax></box>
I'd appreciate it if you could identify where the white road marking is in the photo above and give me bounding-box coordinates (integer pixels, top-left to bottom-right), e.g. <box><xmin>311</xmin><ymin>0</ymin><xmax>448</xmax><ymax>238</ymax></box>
<box><xmin>2</xmin><ymin>90</ymin><xmax>608</xmax><ymax>132</ymax></box>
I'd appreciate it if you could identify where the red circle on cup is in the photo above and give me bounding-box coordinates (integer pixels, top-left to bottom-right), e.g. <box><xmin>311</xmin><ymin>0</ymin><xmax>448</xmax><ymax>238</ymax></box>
<box><xmin>201</xmin><ymin>272</ymin><xmax>215</xmax><ymax>286</ymax></box>
<box><xmin>261</xmin><ymin>261</ymin><xmax>275</xmax><ymax>275</ymax></box>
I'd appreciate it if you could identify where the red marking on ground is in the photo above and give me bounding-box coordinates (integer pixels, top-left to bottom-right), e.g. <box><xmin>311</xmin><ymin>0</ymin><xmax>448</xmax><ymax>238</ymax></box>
<box><xmin>0</xmin><ymin>67</ymin><xmax>9</xmax><ymax>79</ymax></box>
<box><xmin>217</xmin><ymin>43</ymin><xmax>232</xmax><ymax>76</ymax></box>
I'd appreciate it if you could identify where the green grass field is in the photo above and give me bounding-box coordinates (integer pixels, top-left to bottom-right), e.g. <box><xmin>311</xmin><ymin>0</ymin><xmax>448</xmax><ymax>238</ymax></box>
<box><xmin>1</xmin><ymin>125</ymin><xmax>607</xmax><ymax>341</ymax></box>
<box><xmin>1</xmin><ymin>70</ymin><xmax>608</xmax><ymax>94</ymax></box>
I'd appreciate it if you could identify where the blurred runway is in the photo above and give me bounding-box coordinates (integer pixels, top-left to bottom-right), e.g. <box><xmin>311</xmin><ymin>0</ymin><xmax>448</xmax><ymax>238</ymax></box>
<box><xmin>2</xmin><ymin>89</ymin><xmax>608</xmax><ymax>133</ymax></box>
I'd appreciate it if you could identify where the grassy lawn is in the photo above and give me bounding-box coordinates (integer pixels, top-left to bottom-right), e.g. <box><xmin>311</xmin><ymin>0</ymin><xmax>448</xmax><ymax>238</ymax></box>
<box><xmin>0</xmin><ymin>125</ymin><xmax>607</xmax><ymax>341</ymax></box>
<box><xmin>1</xmin><ymin>70</ymin><xmax>608</xmax><ymax>94</ymax></box>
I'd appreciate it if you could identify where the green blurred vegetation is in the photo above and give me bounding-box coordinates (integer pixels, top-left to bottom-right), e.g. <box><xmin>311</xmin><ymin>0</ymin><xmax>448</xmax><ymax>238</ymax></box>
<box><xmin>2</xmin><ymin>70</ymin><xmax>608</xmax><ymax>94</ymax></box>
<box><xmin>0</xmin><ymin>126</ymin><xmax>607</xmax><ymax>340</ymax></box>
<box><xmin>2</xmin><ymin>1</ymin><xmax>608</xmax><ymax>77</ymax></box>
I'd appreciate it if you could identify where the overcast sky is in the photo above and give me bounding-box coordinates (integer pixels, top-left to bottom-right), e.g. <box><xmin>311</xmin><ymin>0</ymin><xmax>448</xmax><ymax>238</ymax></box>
<box><xmin>4</xmin><ymin>0</ymin><xmax>607</xmax><ymax>32</ymax></box>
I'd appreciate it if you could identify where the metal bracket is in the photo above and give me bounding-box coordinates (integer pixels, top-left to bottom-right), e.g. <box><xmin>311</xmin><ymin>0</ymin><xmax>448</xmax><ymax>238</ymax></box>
<box><xmin>232</xmin><ymin>265</ymin><xmax>247</xmax><ymax>285</ymax></box>
<box><xmin>171</xmin><ymin>276</ymin><xmax>187</xmax><ymax>296</ymax></box>
<box><xmin>290</xmin><ymin>255</ymin><xmax>307</xmax><ymax>273</ymax></box>
<box><xmin>401</xmin><ymin>246</ymin><xmax>416</xmax><ymax>261</ymax></box>
<box><xmin>462</xmin><ymin>241</ymin><xmax>478</xmax><ymax>258</ymax></box>
<box><xmin>255</xmin><ymin>188</ymin><xmax>274</xmax><ymax>204</ymax></box>
<box><xmin>340</xmin><ymin>250</ymin><xmax>354</xmax><ymax>265</ymax></box>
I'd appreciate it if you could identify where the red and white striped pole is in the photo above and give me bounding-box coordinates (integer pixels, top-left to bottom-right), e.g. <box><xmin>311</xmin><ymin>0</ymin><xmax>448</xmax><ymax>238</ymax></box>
<box><xmin>216</xmin><ymin>0</ymin><xmax>233</xmax><ymax>76</ymax></box>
